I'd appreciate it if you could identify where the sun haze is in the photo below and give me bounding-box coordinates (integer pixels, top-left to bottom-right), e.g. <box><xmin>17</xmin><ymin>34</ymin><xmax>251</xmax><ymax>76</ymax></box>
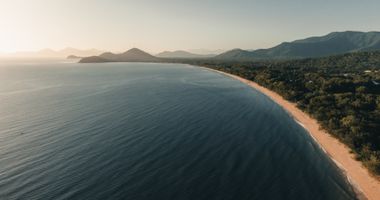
<box><xmin>0</xmin><ymin>0</ymin><xmax>379</xmax><ymax>53</ymax></box>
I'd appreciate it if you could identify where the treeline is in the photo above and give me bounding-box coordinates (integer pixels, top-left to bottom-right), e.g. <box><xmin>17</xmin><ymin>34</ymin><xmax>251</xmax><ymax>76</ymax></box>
<box><xmin>180</xmin><ymin>51</ymin><xmax>380</xmax><ymax>176</ymax></box>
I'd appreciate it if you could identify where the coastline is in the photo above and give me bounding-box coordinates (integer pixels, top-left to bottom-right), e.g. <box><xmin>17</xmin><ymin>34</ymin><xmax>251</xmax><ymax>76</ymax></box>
<box><xmin>203</xmin><ymin>67</ymin><xmax>380</xmax><ymax>200</ymax></box>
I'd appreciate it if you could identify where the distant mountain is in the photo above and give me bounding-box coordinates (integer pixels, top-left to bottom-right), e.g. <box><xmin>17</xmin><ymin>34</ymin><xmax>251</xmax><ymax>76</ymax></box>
<box><xmin>79</xmin><ymin>48</ymin><xmax>161</xmax><ymax>63</ymax></box>
<box><xmin>156</xmin><ymin>50</ymin><xmax>215</xmax><ymax>58</ymax></box>
<box><xmin>215</xmin><ymin>49</ymin><xmax>256</xmax><ymax>60</ymax></box>
<box><xmin>59</xmin><ymin>48</ymin><xmax>103</xmax><ymax>57</ymax></box>
<box><xmin>79</xmin><ymin>56</ymin><xmax>111</xmax><ymax>63</ymax></box>
<box><xmin>215</xmin><ymin>31</ymin><xmax>380</xmax><ymax>60</ymax></box>
<box><xmin>187</xmin><ymin>49</ymin><xmax>226</xmax><ymax>55</ymax></box>
<box><xmin>67</xmin><ymin>55</ymin><xmax>82</xmax><ymax>59</ymax></box>
<box><xmin>1</xmin><ymin>48</ymin><xmax>103</xmax><ymax>58</ymax></box>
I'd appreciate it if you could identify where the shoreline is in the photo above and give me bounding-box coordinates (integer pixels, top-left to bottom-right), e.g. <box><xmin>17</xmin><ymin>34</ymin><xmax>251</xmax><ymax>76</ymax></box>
<box><xmin>203</xmin><ymin>67</ymin><xmax>380</xmax><ymax>200</ymax></box>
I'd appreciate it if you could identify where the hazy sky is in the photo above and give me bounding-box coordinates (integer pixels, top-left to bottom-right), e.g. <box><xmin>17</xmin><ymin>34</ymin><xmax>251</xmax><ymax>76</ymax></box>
<box><xmin>0</xmin><ymin>0</ymin><xmax>379</xmax><ymax>53</ymax></box>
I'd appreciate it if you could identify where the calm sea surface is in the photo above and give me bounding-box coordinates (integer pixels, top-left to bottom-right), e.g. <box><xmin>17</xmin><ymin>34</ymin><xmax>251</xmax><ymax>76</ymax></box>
<box><xmin>0</xmin><ymin>61</ymin><xmax>357</xmax><ymax>200</ymax></box>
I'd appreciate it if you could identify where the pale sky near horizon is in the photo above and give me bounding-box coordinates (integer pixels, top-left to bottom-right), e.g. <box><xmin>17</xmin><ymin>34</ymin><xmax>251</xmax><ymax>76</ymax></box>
<box><xmin>0</xmin><ymin>0</ymin><xmax>379</xmax><ymax>53</ymax></box>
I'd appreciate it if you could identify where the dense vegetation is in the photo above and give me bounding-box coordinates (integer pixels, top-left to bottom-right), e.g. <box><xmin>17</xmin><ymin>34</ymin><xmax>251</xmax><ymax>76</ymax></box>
<box><xmin>181</xmin><ymin>51</ymin><xmax>380</xmax><ymax>176</ymax></box>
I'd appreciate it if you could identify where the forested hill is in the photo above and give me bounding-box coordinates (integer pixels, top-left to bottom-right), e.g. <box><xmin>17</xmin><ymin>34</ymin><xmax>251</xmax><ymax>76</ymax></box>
<box><xmin>266</xmin><ymin>51</ymin><xmax>380</xmax><ymax>71</ymax></box>
<box><xmin>79</xmin><ymin>48</ymin><xmax>161</xmax><ymax>63</ymax></box>
<box><xmin>215</xmin><ymin>31</ymin><xmax>380</xmax><ymax>60</ymax></box>
<box><xmin>184</xmin><ymin>51</ymin><xmax>380</xmax><ymax>176</ymax></box>
<box><xmin>156</xmin><ymin>50</ymin><xmax>215</xmax><ymax>58</ymax></box>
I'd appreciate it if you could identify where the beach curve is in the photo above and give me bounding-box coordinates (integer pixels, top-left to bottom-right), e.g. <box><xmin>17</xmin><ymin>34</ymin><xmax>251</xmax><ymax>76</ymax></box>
<box><xmin>203</xmin><ymin>67</ymin><xmax>380</xmax><ymax>200</ymax></box>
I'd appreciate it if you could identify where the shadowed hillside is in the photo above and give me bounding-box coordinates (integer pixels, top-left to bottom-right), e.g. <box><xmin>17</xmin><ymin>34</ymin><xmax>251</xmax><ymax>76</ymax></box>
<box><xmin>216</xmin><ymin>31</ymin><xmax>380</xmax><ymax>60</ymax></box>
<box><xmin>80</xmin><ymin>48</ymin><xmax>161</xmax><ymax>63</ymax></box>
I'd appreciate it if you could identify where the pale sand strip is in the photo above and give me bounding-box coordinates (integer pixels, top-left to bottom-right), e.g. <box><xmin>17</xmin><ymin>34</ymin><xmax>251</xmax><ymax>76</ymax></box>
<box><xmin>204</xmin><ymin>67</ymin><xmax>380</xmax><ymax>200</ymax></box>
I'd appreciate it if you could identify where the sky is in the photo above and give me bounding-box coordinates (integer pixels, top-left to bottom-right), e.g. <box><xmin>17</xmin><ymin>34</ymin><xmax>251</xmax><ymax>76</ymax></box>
<box><xmin>0</xmin><ymin>0</ymin><xmax>379</xmax><ymax>54</ymax></box>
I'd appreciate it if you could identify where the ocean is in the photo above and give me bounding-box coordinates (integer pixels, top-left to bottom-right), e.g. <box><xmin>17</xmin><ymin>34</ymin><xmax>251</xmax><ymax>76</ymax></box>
<box><xmin>0</xmin><ymin>61</ymin><xmax>357</xmax><ymax>200</ymax></box>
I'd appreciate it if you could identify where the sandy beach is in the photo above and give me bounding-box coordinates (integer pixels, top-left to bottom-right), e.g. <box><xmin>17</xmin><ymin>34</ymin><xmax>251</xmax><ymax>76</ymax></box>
<box><xmin>205</xmin><ymin>67</ymin><xmax>380</xmax><ymax>200</ymax></box>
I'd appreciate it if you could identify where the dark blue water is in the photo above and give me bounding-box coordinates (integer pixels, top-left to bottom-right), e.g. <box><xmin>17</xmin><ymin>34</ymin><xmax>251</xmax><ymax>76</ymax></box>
<box><xmin>0</xmin><ymin>62</ymin><xmax>357</xmax><ymax>200</ymax></box>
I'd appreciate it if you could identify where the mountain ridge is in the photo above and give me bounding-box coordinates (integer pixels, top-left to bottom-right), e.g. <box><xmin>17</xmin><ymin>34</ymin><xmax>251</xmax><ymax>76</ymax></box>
<box><xmin>156</xmin><ymin>50</ymin><xmax>215</xmax><ymax>58</ymax></box>
<box><xmin>215</xmin><ymin>31</ymin><xmax>380</xmax><ymax>60</ymax></box>
<box><xmin>79</xmin><ymin>48</ymin><xmax>161</xmax><ymax>63</ymax></box>
<box><xmin>79</xmin><ymin>31</ymin><xmax>380</xmax><ymax>63</ymax></box>
<box><xmin>0</xmin><ymin>48</ymin><xmax>103</xmax><ymax>58</ymax></box>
